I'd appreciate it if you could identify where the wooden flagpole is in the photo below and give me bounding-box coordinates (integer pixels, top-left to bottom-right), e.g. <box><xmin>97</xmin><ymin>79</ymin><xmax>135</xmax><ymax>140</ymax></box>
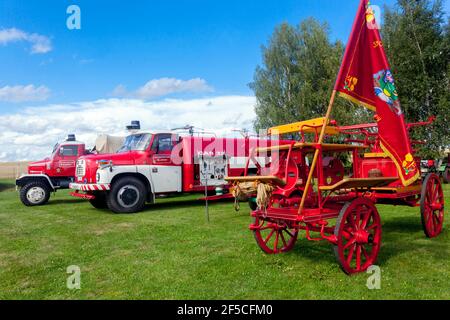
<box><xmin>298</xmin><ymin>89</ymin><xmax>337</xmax><ymax>214</ymax></box>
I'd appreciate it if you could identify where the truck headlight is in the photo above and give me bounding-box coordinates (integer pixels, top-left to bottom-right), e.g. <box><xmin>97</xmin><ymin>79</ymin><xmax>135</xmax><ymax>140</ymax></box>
<box><xmin>96</xmin><ymin>172</ymin><xmax>101</xmax><ymax>182</ymax></box>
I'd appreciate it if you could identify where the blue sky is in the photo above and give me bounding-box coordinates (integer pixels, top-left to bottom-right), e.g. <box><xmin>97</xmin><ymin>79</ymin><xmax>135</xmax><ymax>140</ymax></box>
<box><xmin>0</xmin><ymin>0</ymin><xmax>418</xmax><ymax>109</ymax></box>
<box><xmin>0</xmin><ymin>0</ymin><xmax>448</xmax><ymax>161</ymax></box>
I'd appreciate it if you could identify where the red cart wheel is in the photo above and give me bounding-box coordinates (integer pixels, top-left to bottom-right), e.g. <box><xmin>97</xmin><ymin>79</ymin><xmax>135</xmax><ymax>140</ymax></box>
<box><xmin>252</xmin><ymin>217</ymin><xmax>298</xmax><ymax>254</ymax></box>
<box><xmin>334</xmin><ymin>198</ymin><xmax>382</xmax><ymax>274</ymax></box>
<box><xmin>420</xmin><ymin>173</ymin><xmax>445</xmax><ymax>238</ymax></box>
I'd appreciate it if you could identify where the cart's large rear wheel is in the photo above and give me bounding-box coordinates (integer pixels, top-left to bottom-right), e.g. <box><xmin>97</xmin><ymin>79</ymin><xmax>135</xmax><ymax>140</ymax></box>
<box><xmin>252</xmin><ymin>217</ymin><xmax>298</xmax><ymax>254</ymax></box>
<box><xmin>420</xmin><ymin>173</ymin><xmax>444</xmax><ymax>238</ymax></box>
<box><xmin>334</xmin><ymin>198</ymin><xmax>382</xmax><ymax>274</ymax></box>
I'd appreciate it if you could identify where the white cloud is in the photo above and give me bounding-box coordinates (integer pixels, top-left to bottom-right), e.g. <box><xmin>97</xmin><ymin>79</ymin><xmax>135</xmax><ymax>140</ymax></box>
<box><xmin>113</xmin><ymin>78</ymin><xmax>213</xmax><ymax>99</ymax></box>
<box><xmin>0</xmin><ymin>95</ymin><xmax>256</xmax><ymax>161</ymax></box>
<box><xmin>111</xmin><ymin>84</ymin><xmax>127</xmax><ymax>97</ymax></box>
<box><xmin>0</xmin><ymin>28</ymin><xmax>52</xmax><ymax>54</ymax></box>
<box><xmin>0</xmin><ymin>85</ymin><xmax>50</xmax><ymax>103</ymax></box>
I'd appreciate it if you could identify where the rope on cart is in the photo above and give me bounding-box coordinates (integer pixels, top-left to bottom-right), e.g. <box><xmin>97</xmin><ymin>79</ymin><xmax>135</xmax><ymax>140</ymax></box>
<box><xmin>231</xmin><ymin>181</ymin><xmax>274</xmax><ymax>212</ymax></box>
<box><xmin>256</xmin><ymin>183</ymin><xmax>274</xmax><ymax>210</ymax></box>
<box><xmin>234</xmin><ymin>196</ymin><xmax>240</xmax><ymax>211</ymax></box>
<box><xmin>231</xmin><ymin>181</ymin><xmax>256</xmax><ymax>211</ymax></box>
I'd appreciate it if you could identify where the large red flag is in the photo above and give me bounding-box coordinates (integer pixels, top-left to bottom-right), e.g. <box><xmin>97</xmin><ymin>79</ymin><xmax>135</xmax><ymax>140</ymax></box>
<box><xmin>334</xmin><ymin>0</ymin><xmax>419</xmax><ymax>186</ymax></box>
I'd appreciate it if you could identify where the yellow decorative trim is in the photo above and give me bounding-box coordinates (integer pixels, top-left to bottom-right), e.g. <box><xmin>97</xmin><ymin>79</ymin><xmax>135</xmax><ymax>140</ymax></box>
<box><xmin>338</xmin><ymin>92</ymin><xmax>376</xmax><ymax>111</ymax></box>
<box><xmin>364</xmin><ymin>152</ymin><xmax>388</xmax><ymax>158</ymax></box>
<box><xmin>268</xmin><ymin>117</ymin><xmax>340</xmax><ymax>136</ymax></box>
<box><xmin>372</xmin><ymin>185</ymin><xmax>421</xmax><ymax>193</ymax></box>
<box><xmin>380</xmin><ymin>142</ymin><xmax>420</xmax><ymax>187</ymax></box>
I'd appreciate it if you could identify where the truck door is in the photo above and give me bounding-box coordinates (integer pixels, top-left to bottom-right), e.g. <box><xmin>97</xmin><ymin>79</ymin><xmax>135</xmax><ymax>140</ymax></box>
<box><xmin>151</xmin><ymin>134</ymin><xmax>177</xmax><ymax>165</ymax></box>
<box><xmin>55</xmin><ymin>145</ymin><xmax>79</xmax><ymax>177</ymax></box>
<box><xmin>148</xmin><ymin>134</ymin><xmax>182</xmax><ymax>193</ymax></box>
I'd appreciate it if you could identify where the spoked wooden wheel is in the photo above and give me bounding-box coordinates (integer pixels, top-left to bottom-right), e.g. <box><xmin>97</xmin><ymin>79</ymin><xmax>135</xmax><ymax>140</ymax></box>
<box><xmin>334</xmin><ymin>198</ymin><xmax>382</xmax><ymax>274</ymax></box>
<box><xmin>420</xmin><ymin>174</ymin><xmax>445</xmax><ymax>238</ymax></box>
<box><xmin>251</xmin><ymin>217</ymin><xmax>298</xmax><ymax>254</ymax></box>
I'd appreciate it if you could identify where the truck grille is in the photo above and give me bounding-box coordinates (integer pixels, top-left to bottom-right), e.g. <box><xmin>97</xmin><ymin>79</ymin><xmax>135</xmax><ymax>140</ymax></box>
<box><xmin>76</xmin><ymin>160</ymin><xmax>86</xmax><ymax>178</ymax></box>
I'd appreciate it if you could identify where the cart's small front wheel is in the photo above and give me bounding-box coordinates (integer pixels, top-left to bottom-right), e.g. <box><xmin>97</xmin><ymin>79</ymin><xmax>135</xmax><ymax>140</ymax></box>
<box><xmin>334</xmin><ymin>198</ymin><xmax>382</xmax><ymax>275</ymax></box>
<box><xmin>420</xmin><ymin>173</ymin><xmax>444</xmax><ymax>238</ymax></box>
<box><xmin>252</xmin><ymin>217</ymin><xmax>298</xmax><ymax>254</ymax></box>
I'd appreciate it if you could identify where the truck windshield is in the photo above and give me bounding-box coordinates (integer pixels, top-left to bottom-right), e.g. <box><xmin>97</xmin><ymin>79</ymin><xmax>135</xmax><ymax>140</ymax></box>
<box><xmin>117</xmin><ymin>134</ymin><xmax>152</xmax><ymax>152</ymax></box>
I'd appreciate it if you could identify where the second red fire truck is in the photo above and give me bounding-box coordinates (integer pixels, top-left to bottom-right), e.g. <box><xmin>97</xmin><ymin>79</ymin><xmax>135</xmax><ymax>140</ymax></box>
<box><xmin>16</xmin><ymin>134</ymin><xmax>89</xmax><ymax>206</ymax></box>
<box><xmin>70</xmin><ymin>122</ymin><xmax>277</xmax><ymax>213</ymax></box>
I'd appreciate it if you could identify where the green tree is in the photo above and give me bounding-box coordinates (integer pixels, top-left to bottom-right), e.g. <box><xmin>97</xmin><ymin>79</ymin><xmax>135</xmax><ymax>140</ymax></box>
<box><xmin>383</xmin><ymin>0</ymin><xmax>450</xmax><ymax>157</ymax></box>
<box><xmin>250</xmin><ymin>18</ymin><xmax>368</xmax><ymax>132</ymax></box>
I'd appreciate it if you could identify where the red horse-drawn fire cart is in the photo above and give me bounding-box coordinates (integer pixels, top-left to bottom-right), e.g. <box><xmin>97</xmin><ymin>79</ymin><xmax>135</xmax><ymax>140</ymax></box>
<box><xmin>226</xmin><ymin>0</ymin><xmax>445</xmax><ymax>274</ymax></box>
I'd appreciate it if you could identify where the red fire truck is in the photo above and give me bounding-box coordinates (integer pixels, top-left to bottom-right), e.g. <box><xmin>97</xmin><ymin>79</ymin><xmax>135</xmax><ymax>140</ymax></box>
<box><xmin>16</xmin><ymin>134</ymin><xmax>89</xmax><ymax>206</ymax></box>
<box><xmin>70</xmin><ymin>127</ymin><xmax>278</xmax><ymax>214</ymax></box>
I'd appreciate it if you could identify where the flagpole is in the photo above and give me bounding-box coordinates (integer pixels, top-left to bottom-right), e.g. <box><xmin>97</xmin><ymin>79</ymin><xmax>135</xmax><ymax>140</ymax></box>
<box><xmin>298</xmin><ymin>89</ymin><xmax>337</xmax><ymax>214</ymax></box>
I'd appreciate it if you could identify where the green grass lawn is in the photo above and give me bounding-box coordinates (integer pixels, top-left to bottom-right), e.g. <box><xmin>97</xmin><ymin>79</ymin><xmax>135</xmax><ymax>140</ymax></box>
<box><xmin>0</xmin><ymin>179</ymin><xmax>449</xmax><ymax>300</ymax></box>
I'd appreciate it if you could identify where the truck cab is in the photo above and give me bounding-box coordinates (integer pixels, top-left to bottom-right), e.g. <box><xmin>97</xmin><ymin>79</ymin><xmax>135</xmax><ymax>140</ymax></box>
<box><xmin>16</xmin><ymin>135</ymin><xmax>88</xmax><ymax>206</ymax></box>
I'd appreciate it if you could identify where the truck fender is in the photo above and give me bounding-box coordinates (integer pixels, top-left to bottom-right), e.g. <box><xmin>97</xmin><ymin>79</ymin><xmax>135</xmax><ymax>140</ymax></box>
<box><xmin>110</xmin><ymin>172</ymin><xmax>155</xmax><ymax>204</ymax></box>
<box><xmin>136</xmin><ymin>167</ymin><xmax>156</xmax><ymax>203</ymax></box>
<box><xmin>15</xmin><ymin>174</ymin><xmax>56</xmax><ymax>191</ymax></box>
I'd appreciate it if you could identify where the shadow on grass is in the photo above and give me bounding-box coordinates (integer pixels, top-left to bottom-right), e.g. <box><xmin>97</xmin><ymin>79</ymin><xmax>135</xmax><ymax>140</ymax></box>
<box><xmin>290</xmin><ymin>238</ymin><xmax>336</xmax><ymax>265</ymax></box>
<box><xmin>49</xmin><ymin>196</ymin><xmax>236</xmax><ymax>215</ymax></box>
<box><xmin>378</xmin><ymin>215</ymin><xmax>449</xmax><ymax>263</ymax></box>
<box><xmin>141</xmin><ymin>198</ymin><xmax>234</xmax><ymax>212</ymax></box>
<box><xmin>382</xmin><ymin>215</ymin><xmax>424</xmax><ymax>234</ymax></box>
<box><xmin>286</xmin><ymin>234</ymin><xmax>416</xmax><ymax>270</ymax></box>
<box><xmin>0</xmin><ymin>182</ymin><xmax>15</xmax><ymax>192</ymax></box>
<box><xmin>45</xmin><ymin>198</ymin><xmax>88</xmax><ymax>205</ymax></box>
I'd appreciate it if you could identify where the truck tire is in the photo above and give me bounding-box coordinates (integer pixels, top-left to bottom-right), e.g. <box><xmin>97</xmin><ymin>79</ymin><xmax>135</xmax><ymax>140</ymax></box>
<box><xmin>443</xmin><ymin>168</ymin><xmax>450</xmax><ymax>184</ymax></box>
<box><xmin>89</xmin><ymin>192</ymin><xmax>108</xmax><ymax>209</ymax></box>
<box><xmin>106</xmin><ymin>177</ymin><xmax>147</xmax><ymax>214</ymax></box>
<box><xmin>19</xmin><ymin>181</ymin><xmax>51</xmax><ymax>206</ymax></box>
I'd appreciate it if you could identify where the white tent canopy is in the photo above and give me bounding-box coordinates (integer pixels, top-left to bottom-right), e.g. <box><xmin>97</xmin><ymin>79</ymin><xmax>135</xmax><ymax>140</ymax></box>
<box><xmin>94</xmin><ymin>134</ymin><xmax>125</xmax><ymax>154</ymax></box>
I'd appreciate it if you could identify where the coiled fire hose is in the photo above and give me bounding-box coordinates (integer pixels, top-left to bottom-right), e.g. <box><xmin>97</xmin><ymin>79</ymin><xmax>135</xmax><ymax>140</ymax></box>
<box><xmin>231</xmin><ymin>181</ymin><xmax>273</xmax><ymax>211</ymax></box>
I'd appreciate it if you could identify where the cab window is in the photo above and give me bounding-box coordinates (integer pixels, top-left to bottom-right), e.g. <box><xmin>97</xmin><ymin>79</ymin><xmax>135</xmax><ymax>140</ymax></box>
<box><xmin>59</xmin><ymin>145</ymin><xmax>79</xmax><ymax>157</ymax></box>
<box><xmin>152</xmin><ymin>134</ymin><xmax>175</xmax><ymax>154</ymax></box>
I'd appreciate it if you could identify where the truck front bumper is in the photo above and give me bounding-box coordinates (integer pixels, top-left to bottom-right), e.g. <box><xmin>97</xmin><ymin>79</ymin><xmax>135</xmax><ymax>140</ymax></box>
<box><xmin>69</xmin><ymin>183</ymin><xmax>111</xmax><ymax>191</ymax></box>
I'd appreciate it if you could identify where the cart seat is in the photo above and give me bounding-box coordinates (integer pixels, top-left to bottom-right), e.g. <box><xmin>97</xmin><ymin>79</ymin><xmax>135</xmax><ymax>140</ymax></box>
<box><xmin>225</xmin><ymin>176</ymin><xmax>286</xmax><ymax>187</ymax></box>
<box><xmin>319</xmin><ymin>177</ymin><xmax>399</xmax><ymax>191</ymax></box>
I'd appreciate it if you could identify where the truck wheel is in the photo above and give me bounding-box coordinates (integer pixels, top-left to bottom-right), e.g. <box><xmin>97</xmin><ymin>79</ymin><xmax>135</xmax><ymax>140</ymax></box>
<box><xmin>443</xmin><ymin>168</ymin><xmax>450</xmax><ymax>184</ymax></box>
<box><xmin>107</xmin><ymin>177</ymin><xmax>146</xmax><ymax>214</ymax></box>
<box><xmin>19</xmin><ymin>181</ymin><xmax>51</xmax><ymax>206</ymax></box>
<box><xmin>89</xmin><ymin>192</ymin><xmax>108</xmax><ymax>209</ymax></box>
